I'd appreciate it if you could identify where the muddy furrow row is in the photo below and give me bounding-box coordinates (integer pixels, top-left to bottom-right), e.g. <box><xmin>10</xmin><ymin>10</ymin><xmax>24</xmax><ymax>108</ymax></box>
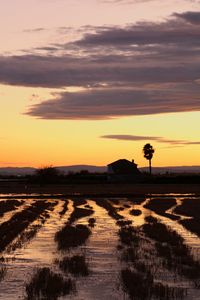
<box><xmin>0</xmin><ymin>199</ymin><xmax>24</xmax><ymax>217</ymax></box>
<box><xmin>25</xmin><ymin>198</ymin><xmax>94</xmax><ymax>299</ymax></box>
<box><xmin>143</xmin><ymin>216</ymin><xmax>200</xmax><ymax>289</ymax></box>
<box><xmin>174</xmin><ymin>198</ymin><xmax>200</xmax><ymax>237</ymax></box>
<box><xmin>0</xmin><ymin>200</ymin><xmax>57</xmax><ymax>253</ymax></box>
<box><xmin>95</xmin><ymin>198</ymin><xmax>198</xmax><ymax>299</ymax></box>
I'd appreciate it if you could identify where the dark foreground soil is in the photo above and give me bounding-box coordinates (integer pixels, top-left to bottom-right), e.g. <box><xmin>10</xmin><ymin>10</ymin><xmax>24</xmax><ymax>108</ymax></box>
<box><xmin>0</xmin><ymin>182</ymin><xmax>200</xmax><ymax>196</ymax></box>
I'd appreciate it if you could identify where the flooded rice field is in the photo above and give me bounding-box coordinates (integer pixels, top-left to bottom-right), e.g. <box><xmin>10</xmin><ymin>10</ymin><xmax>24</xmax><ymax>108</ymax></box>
<box><xmin>0</xmin><ymin>194</ymin><xmax>200</xmax><ymax>299</ymax></box>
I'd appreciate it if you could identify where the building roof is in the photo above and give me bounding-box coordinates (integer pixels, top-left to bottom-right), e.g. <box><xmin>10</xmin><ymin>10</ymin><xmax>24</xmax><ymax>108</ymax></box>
<box><xmin>107</xmin><ymin>159</ymin><xmax>140</xmax><ymax>175</ymax></box>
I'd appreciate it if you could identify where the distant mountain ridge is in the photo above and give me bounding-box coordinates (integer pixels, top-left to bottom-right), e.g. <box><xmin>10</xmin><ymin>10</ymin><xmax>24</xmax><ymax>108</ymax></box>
<box><xmin>0</xmin><ymin>165</ymin><xmax>106</xmax><ymax>176</ymax></box>
<box><xmin>0</xmin><ymin>167</ymin><xmax>36</xmax><ymax>176</ymax></box>
<box><xmin>0</xmin><ymin>165</ymin><xmax>200</xmax><ymax>176</ymax></box>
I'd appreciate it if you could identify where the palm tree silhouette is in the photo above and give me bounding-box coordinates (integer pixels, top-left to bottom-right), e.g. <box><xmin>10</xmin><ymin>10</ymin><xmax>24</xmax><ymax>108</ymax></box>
<box><xmin>143</xmin><ymin>143</ymin><xmax>155</xmax><ymax>175</ymax></box>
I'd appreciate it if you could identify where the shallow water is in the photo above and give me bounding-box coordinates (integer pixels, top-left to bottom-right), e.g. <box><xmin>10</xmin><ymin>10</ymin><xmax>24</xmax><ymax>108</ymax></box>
<box><xmin>65</xmin><ymin>200</ymin><xmax>125</xmax><ymax>300</ymax></box>
<box><xmin>0</xmin><ymin>194</ymin><xmax>200</xmax><ymax>299</ymax></box>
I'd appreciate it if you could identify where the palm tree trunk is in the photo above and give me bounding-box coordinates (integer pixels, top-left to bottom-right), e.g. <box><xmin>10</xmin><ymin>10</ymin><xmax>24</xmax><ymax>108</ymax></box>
<box><xmin>149</xmin><ymin>159</ymin><xmax>152</xmax><ymax>175</ymax></box>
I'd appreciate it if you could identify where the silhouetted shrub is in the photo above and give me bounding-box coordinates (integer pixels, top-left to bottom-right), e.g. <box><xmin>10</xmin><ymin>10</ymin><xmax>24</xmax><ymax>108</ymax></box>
<box><xmin>69</xmin><ymin>207</ymin><xmax>94</xmax><ymax>224</ymax></box>
<box><xmin>121</xmin><ymin>268</ymin><xmax>153</xmax><ymax>299</ymax></box>
<box><xmin>25</xmin><ymin>267</ymin><xmax>75</xmax><ymax>300</ymax></box>
<box><xmin>121</xmin><ymin>268</ymin><xmax>187</xmax><ymax>300</ymax></box>
<box><xmin>59</xmin><ymin>255</ymin><xmax>89</xmax><ymax>276</ymax></box>
<box><xmin>55</xmin><ymin>224</ymin><xmax>91</xmax><ymax>250</ymax></box>
<box><xmin>0</xmin><ymin>266</ymin><xmax>6</xmax><ymax>282</ymax></box>
<box><xmin>116</xmin><ymin>220</ymin><xmax>132</xmax><ymax>227</ymax></box>
<box><xmin>88</xmin><ymin>217</ymin><xmax>96</xmax><ymax>227</ymax></box>
<box><xmin>35</xmin><ymin>166</ymin><xmax>62</xmax><ymax>184</ymax></box>
<box><xmin>129</xmin><ymin>209</ymin><xmax>142</xmax><ymax>216</ymax></box>
<box><xmin>152</xmin><ymin>282</ymin><xmax>187</xmax><ymax>299</ymax></box>
<box><xmin>121</xmin><ymin>247</ymin><xmax>138</xmax><ymax>262</ymax></box>
<box><xmin>119</xmin><ymin>226</ymin><xmax>139</xmax><ymax>246</ymax></box>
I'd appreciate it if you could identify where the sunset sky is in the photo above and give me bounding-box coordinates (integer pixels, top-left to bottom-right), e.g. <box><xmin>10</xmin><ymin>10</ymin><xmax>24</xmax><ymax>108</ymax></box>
<box><xmin>1</xmin><ymin>0</ymin><xmax>200</xmax><ymax>168</ymax></box>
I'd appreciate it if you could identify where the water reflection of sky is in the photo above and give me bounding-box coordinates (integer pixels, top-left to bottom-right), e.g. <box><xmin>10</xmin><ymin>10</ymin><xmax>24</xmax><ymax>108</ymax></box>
<box><xmin>0</xmin><ymin>195</ymin><xmax>200</xmax><ymax>299</ymax></box>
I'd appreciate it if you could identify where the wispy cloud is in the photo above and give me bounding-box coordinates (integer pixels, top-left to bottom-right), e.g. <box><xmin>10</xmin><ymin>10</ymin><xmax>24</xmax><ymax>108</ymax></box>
<box><xmin>101</xmin><ymin>135</ymin><xmax>200</xmax><ymax>145</ymax></box>
<box><xmin>23</xmin><ymin>28</ymin><xmax>46</xmax><ymax>33</ymax></box>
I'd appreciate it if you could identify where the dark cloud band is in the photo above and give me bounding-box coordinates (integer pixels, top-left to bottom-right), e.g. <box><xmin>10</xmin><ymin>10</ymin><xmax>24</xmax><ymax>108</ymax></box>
<box><xmin>26</xmin><ymin>87</ymin><xmax>200</xmax><ymax>119</ymax></box>
<box><xmin>101</xmin><ymin>134</ymin><xmax>200</xmax><ymax>145</ymax></box>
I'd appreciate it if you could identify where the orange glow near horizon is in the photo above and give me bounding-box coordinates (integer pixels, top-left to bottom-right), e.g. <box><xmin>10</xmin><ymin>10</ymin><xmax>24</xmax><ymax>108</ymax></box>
<box><xmin>1</xmin><ymin>85</ymin><xmax>200</xmax><ymax>168</ymax></box>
